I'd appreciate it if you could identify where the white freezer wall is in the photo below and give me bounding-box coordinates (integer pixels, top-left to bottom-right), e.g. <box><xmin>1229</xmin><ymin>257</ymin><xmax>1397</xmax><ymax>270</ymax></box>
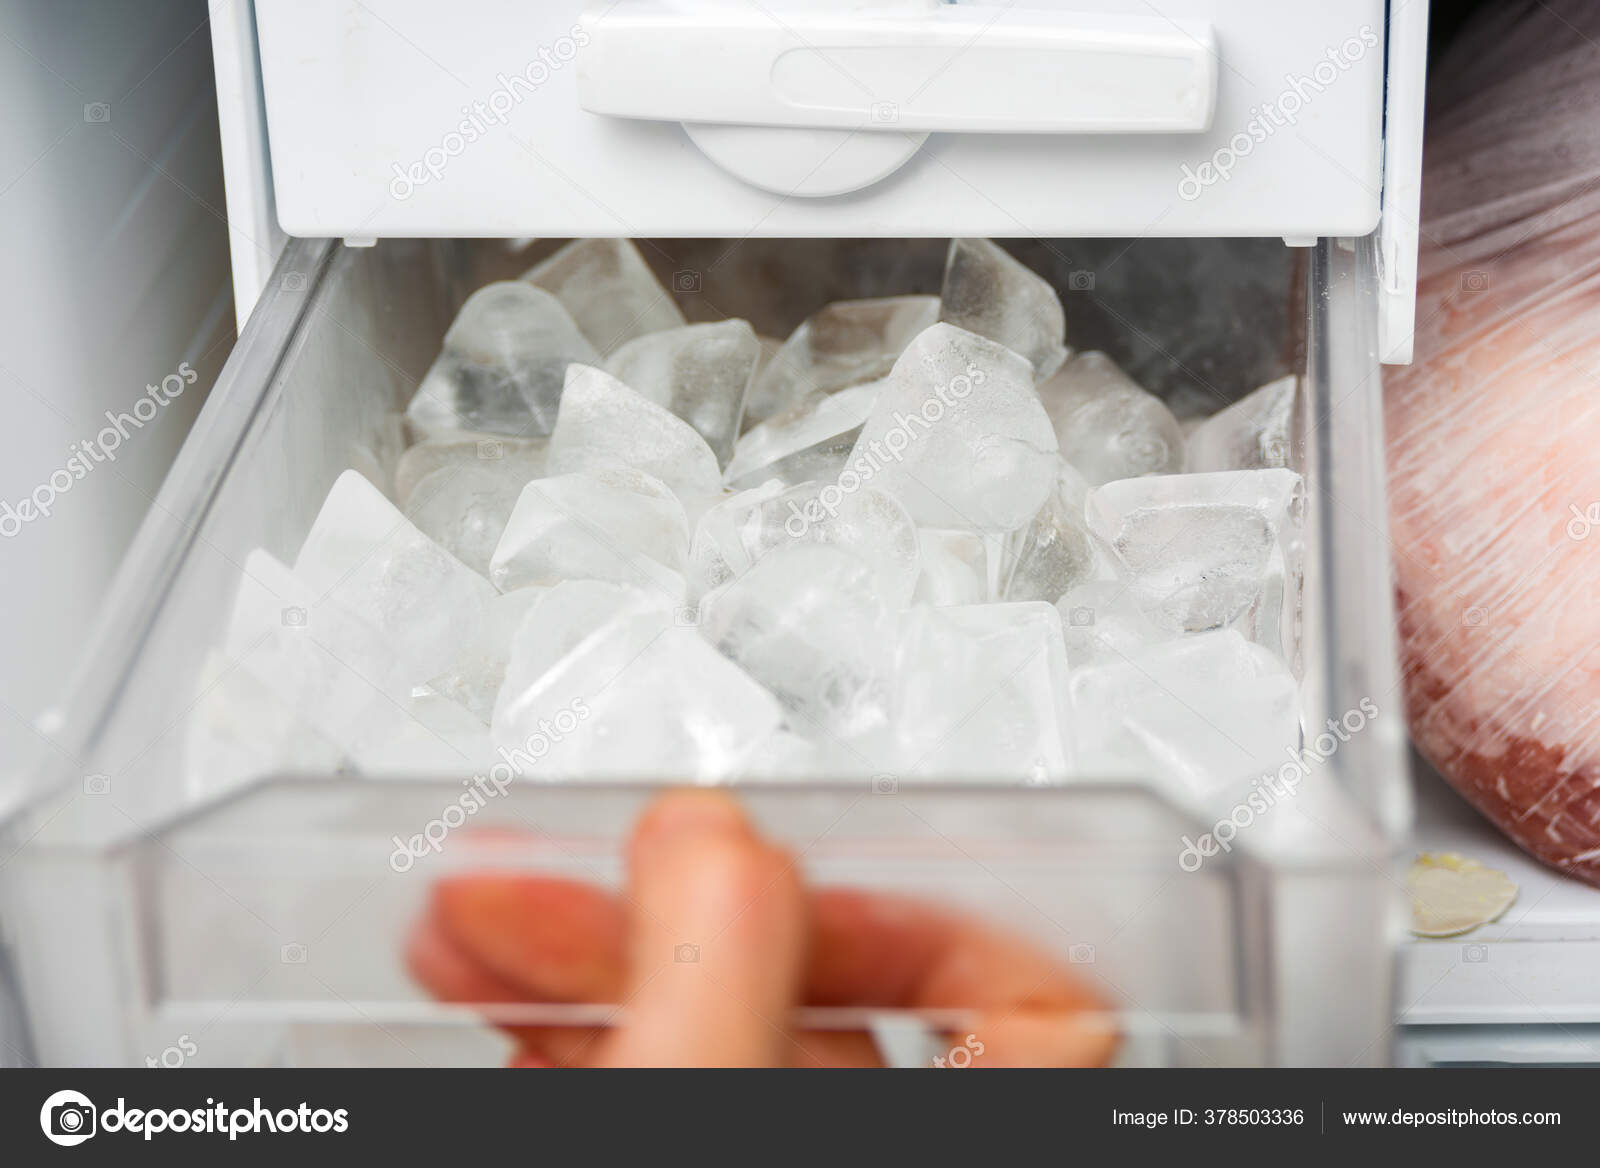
<box><xmin>0</xmin><ymin>3</ymin><xmax>233</xmax><ymax>837</ymax></box>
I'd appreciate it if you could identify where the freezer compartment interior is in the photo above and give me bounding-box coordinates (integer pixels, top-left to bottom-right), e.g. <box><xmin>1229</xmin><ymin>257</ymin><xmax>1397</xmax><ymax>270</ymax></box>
<box><xmin>3</xmin><ymin>237</ymin><xmax>1406</xmax><ymax>1066</ymax></box>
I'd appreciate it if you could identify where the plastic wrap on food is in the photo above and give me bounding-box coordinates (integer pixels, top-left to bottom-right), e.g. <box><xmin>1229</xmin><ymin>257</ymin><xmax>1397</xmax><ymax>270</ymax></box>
<box><xmin>1387</xmin><ymin>0</ymin><xmax>1600</xmax><ymax>885</ymax></box>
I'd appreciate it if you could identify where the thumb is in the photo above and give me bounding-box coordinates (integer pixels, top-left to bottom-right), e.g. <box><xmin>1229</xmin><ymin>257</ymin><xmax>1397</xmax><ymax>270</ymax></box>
<box><xmin>600</xmin><ymin>791</ymin><xmax>808</xmax><ymax>1067</ymax></box>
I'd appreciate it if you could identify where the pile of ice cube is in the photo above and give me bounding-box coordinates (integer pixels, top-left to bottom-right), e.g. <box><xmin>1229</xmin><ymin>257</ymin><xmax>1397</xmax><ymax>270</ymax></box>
<box><xmin>204</xmin><ymin>238</ymin><xmax>1304</xmax><ymax>805</ymax></box>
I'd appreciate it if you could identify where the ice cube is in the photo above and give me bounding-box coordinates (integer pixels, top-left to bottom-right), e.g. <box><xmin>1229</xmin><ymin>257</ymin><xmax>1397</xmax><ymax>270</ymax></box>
<box><xmin>1086</xmin><ymin>469</ymin><xmax>1302</xmax><ymax>632</ymax></box>
<box><xmin>1229</xmin><ymin>541</ymin><xmax>1295</xmax><ymax>667</ymax></box>
<box><xmin>223</xmin><ymin>552</ymin><xmax>496</xmax><ymax>777</ymax></box>
<box><xmin>1001</xmin><ymin>460</ymin><xmax>1100</xmax><ymax>603</ymax></box>
<box><xmin>913</xmin><ymin>528</ymin><xmax>990</xmax><ymax>606</ymax></box>
<box><xmin>1090</xmin><ymin>627</ymin><xmax>1286</xmax><ymax>693</ymax></box>
<box><xmin>740</xmin><ymin>730</ymin><xmax>824</xmax><ymax>780</ymax></box>
<box><xmin>686</xmin><ymin>481</ymin><xmax>787</xmax><ymax>597</ymax></box>
<box><xmin>427</xmin><ymin>586</ymin><xmax>549</xmax><ymax>722</ymax></box>
<box><xmin>891</xmin><ymin>602</ymin><xmax>1073</xmax><ymax>781</ymax></box>
<box><xmin>701</xmin><ymin>543</ymin><xmax>897</xmax><ymax>740</ymax></box>
<box><xmin>604</xmin><ymin>320</ymin><xmax>759</xmax><ymax>469</ymax></box>
<box><xmin>295</xmin><ymin>470</ymin><xmax>496</xmax><ymax>685</ymax></box>
<box><xmin>349</xmin><ymin>690</ymin><xmax>499</xmax><ymax>776</ymax></box>
<box><xmin>405</xmin><ymin>282</ymin><xmax>598</xmax><ymax>440</ymax></box>
<box><xmin>745</xmin><ymin>296</ymin><xmax>940</xmax><ymax>427</ymax></box>
<box><xmin>752</xmin><ymin>334</ymin><xmax>785</xmax><ymax>391</ymax></box>
<box><xmin>394</xmin><ymin>435</ymin><xmax>546</xmax><ymax>510</ymax></box>
<box><xmin>847</xmin><ymin>323</ymin><xmax>1057</xmax><ymax>532</ymax></box>
<box><xmin>1069</xmin><ymin>631</ymin><xmax>1299</xmax><ymax>799</ymax></box>
<box><xmin>185</xmin><ymin>652</ymin><xmax>346</xmax><ymax>797</ymax></box>
<box><xmin>403</xmin><ymin>465</ymin><xmax>522</xmax><ymax>578</ymax></box>
<box><xmin>756</xmin><ymin>483</ymin><xmax>921</xmax><ymax>607</ymax></box>
<box><xmin>522</xmin><ymin>238</ymin><xmax>686</xmax><ymax>355</ymax></box>
<box><xmin>1056</xmin><ymin>580</ymin><xmax>1168</xmax><ymax>668</ymax></box>
<box><xmin>1036</xmin><ymin>352</ymin><xmax>1185</xmax><ymax>486</ymax></box>
<box><xmin>494</xmin><ymin>621</ymin><xmax>783</xmax><ymax>782</ymax></box>
<box><xmin>224</xmin><ymin>549</ymin><xmax>410</xmax><ymax>753</ymax></box>
<box><xmin>545</xmin><ymin>364</ymin><xmax>723</xmax><ymax>504</ymax></box>
<box><xmin>939</xmin><ymin>239</ymin><xmax>1067</xmax><ymax>380</ymax></box>
<box><xmin>723</xmin><ymin>381</ymin><xmax>879</xmax><ymax>491</ymax></box>
<box><xmin>1185</xmin><ymin>375</ymin><xmax>1300</xmax><ymax>472</ymax></box>
<box><xmin>493</xmin><ymin>599</ymin><xmax>669</xmax><ymax>755</ymax></box>
<box><xmin>489</xmin><ymin>466</ymin><xmax>690</xmax><ymax>598</ymax></box>
<box><xmin>687</xmin><ymin>479</ymin><xmax>919</xmax><ymax>607</ymax></box>
<box><xmin>495</xmin><ymin>580</ymin><xmax>678</xmax><ymax>722</ymax></box>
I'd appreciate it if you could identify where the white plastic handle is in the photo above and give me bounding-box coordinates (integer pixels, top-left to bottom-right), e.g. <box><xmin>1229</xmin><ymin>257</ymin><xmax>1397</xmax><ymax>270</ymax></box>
<box><xmin>579</xmin><ymin>2</ymin><xmax>1218</xmax><ymax>135</ymax></box>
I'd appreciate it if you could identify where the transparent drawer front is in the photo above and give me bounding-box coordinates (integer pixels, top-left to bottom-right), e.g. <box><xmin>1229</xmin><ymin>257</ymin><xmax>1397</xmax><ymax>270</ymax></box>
<box><xmin>3</xmin><ymin>237</ymin><xmax>1405</xmax><ymax>1066</ymax></box>
<box><xmin>37</xmin><ymin>780</ymin><xmax>1269</xmax><ymax>1066</ymax></box>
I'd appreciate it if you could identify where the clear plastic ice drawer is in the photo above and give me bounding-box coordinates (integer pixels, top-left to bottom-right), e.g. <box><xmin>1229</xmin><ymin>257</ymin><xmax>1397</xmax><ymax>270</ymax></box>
<box><xmin>0</xmin><ymin>237</ymin><xmax>1408</xmax><ymax>1067</ymax></box>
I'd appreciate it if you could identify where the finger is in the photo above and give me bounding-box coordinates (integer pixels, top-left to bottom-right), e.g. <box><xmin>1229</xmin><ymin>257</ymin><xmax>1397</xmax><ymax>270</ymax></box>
<box><xmin>429</xmin><ymin>872</ymin><xmax>627</xmax><ymax>1002</ymax></box>
<box><xmin>964</xmin><ymin>1009</ymin><xmax>1119</xmax><ymax>1068</ymax></box>
<box><xmin>407</xmin><ymin>874</ymin><xmax>626</xmax><ymax>1066</ymax></box>
<box><xmin>805</xmin><ymin>888</ymin><xmax>1116</xmax><ymax>1067</ymax></box>
<box><xmin>807</xmin><ymin>888</ymin><xmax>1098</xmax><ymax>1010</ymax></box>
<box><xmin>406</xmin><ymin>901</ymin><xmax>615</xmax><ymax>1066</ymax></box>
<box><xmin>599</xmin><ymin>791</ymin><xmax>808</xmax><ymax>1068</ymax></box>
<box><xmin>784</xmin><ymin>1030</ymin><xmax>884</xmax><ymax>1068</ymax></box>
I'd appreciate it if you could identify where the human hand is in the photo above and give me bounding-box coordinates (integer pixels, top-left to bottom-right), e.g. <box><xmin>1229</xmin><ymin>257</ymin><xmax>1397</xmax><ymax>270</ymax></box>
<box><xmin>407</xmin><ymin>790</ymin><xmax>1118</xmax><ymax>1067</ymax></box>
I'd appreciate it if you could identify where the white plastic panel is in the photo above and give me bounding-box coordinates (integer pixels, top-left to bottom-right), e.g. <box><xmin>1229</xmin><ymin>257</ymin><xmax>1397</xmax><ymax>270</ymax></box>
<box><xmin>211</xmin><ymin>0</ymin><xmax>288</xmax><ymax>331</ymax></box>
<box><xmin>1399</xmin><ymin>762</ymin><xmax>1600</xmax><ymax>1031</ymax></box>
<box><xmin>1377</xmin><ymin>0</ymin><xmax>1428</xmax><ymax>364</ymax></box>
<box><xmin>254</xmin><ymin>0</ymin><xmax>1388</xmax><ymax>238</ymax></box>
<box><xmin>580</xmin><ymin>5</ymin><xmax>1218</xmax><ymax>133</ymax></box>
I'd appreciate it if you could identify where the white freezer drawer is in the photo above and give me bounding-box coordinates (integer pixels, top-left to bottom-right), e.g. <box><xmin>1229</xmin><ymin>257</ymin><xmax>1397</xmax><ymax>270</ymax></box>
<box><xmin>0</xmin><ymin>236</ymin><xmax>1406</xmax><ymax>1067</ymax></box>
<box><xmin>253</xmin><ymin>0</ymin><xmax>1388</xmax><ymax>239</ymax></box>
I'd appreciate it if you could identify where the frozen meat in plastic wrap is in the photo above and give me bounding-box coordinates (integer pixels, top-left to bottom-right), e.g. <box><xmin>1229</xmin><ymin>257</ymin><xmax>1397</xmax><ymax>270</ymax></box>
<box><xmin>1388</xmin><ymin>0</ymin><xmax>1600</xmax><ymax>885</ymax></box>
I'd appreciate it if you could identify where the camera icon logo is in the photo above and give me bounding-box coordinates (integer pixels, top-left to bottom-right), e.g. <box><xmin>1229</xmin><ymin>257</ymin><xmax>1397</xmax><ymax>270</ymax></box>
<box><xmin>1068</xmin><ymin>943</ymin><xmax>1096</xmax><ymax>965</ymax></box>
<box><xmin>83</xmin><ymin>102</ymin><xmax>111</xmax><ymax>123</ymax></box>
<box><xmin>40</xmin><ymin>1089</ymin><xmax>97</xmax><ymax>1146</ymax></box>
<box><xmin>1461</xmin><ymin>943</ymin><xmax>1489</xmax><ymax>964</ymax></box>
<box><xmin>1067</xmin><ymin>606</ymin><xmax>1095</xmax><ymax>627</ymax></box>
<box><xmin>672</xmin><ymin>270</ymin><xmax>702</xmax><ymax>293</ymax></box>
<box><xmin>82</xmin><ymin>773</ymin><xmax>111</xmax><ymax>796</ymax></box>
<box><xmin>282</xmin><ymin>606</ymin><xmax>308</xmax><ymax>627</ymax></box>
<box><xmin>1462</xmin><ymin>606</ymin><xmax>1488</xmax><ymax>628</ymax></box>
<box><xmin>672</xmin><ymin>605</ymin><xmax>699</xmax><ymax>627</ymax></box>
<box><xmin>871</xmin><ymin>774</ymin><xmax>898</xmax><ymax>795</ymax></box>
<box><xmin>476</xmin><ymin>439</ymin><xmax>504</xmax><ymax>461</ymax></box>
<box><xmin>1068</xmin><ymin>270</ymin><xmax>1096</xmax><ymax>292</ymax></box>
<box><xmin>281</xmin><ymin>943</ymin><xmax>308</xmax><ymax>964</ymax></box>
<box><xmin>869</xmin><ymin>101</ymin><xmax>899</xmax><ymax>123</ymax></box>
<box><xmin>1460</xmin><ymin>270</ymin><xmax>1490</xmax><ymax>293</ymax></box>
<box><xmin>282</xmin><ymin>271</ymin><xmax>307</xmax><ymax>292</ymax></box>
<box><xmin>674</xmin><ymin>943</ymin><xmax>700</xmax><ymax>963</ymax></box>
